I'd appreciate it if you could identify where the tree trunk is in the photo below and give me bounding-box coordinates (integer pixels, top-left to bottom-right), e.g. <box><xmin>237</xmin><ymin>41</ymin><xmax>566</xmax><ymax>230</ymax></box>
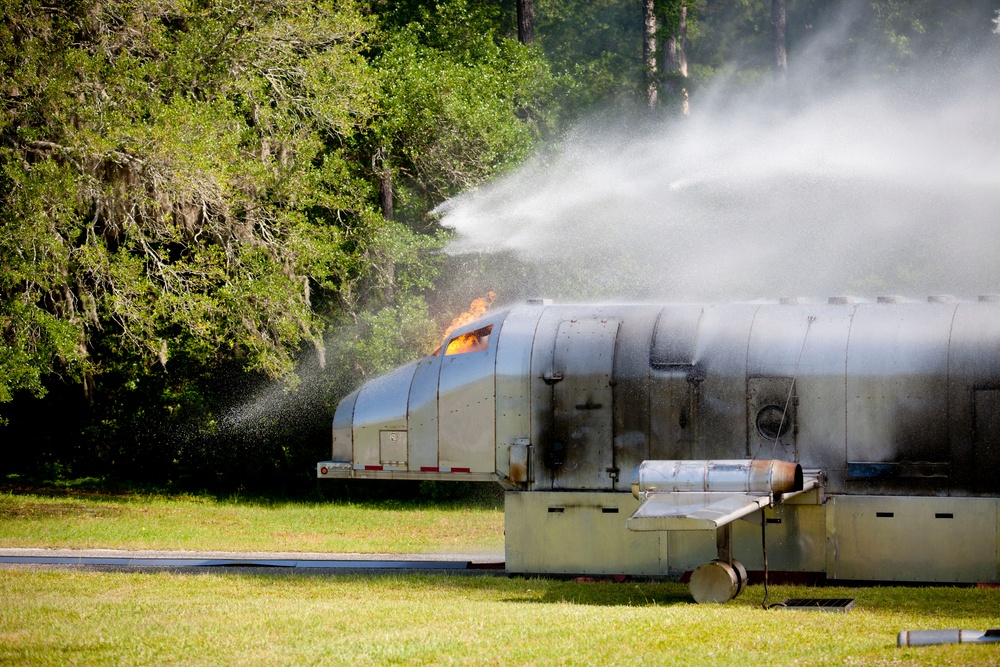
<box><xmin>663</xmin><ymin>4</ymin><xmax>689</xmax><ymax>116</ymax></box>
<box><xmin>771</xmin><ymin>0</ymin><xmax>787</xmax><ymax>82</ymax></box>
<box><xmin>377</xmin><ymin>149</ymin><xmax>393</xmax><ymax>222</ymax></box>
<box><xmin>517</xmin><ymin>0</ymin><xmax>535</xmax><ymax>44</ymax></box>
<box><xmin>643</xmin><ymin>0</ymin><xmax>658</xmax><ymax>109</ymax></box>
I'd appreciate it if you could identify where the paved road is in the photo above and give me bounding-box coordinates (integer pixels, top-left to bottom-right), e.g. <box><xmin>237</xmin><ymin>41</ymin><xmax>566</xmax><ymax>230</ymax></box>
<box><xmin>0</xmin><ymin>548</ymin><xmax>505</xmax><ymax>572</ymax></box>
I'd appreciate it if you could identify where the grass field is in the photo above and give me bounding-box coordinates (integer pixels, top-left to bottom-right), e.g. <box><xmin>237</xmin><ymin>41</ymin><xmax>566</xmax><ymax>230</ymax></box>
<box><xmin>3</xmin><ymin>569</ymin><xmax>1000</xmax><ymax>666</ymax></box>
<box><xmin>0</xmin><ymin>485</ymin><xmax>505</xmax><ymax>554</ymax></box>
<box><xmin>2</xmin><ymin>484</ymin><xmax>1000</xmax><ymax>665</ymax></box>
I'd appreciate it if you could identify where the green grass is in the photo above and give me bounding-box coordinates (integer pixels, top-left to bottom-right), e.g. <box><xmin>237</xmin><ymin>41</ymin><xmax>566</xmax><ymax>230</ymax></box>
<box><xmin>0</xmin><ymin>487</ymin><xmax>504</xmax><ymax>553</ymax></box>
<box><xmin>2</xmin><ymin>569</ymin><xmax>999</xmax><ymax>666</ymax></box>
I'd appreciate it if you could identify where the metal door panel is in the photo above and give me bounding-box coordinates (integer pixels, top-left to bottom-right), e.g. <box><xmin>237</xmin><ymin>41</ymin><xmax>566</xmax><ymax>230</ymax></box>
<box><xmin>649</xmin><ymin>306</ymin><xmax>704</xmax><ymax>460</ymax></box>
<box><xmin>612</xmin><ymin>305</ymin><xmax>662</xmax><ymax>486</ymax></box>
<box><xmin>947</xmin><ymin>303</ymin><xmax>1000</xmax><ymax>492</ymax></box>
<box><xmin>332</xmin><ymin>388</ymin><xmax>359</xmax><ymax>463</ymax></box>
<box><xmin>504</xmin><ymin>491</ymin><xmax>662</xmax><ymax>575</ymax></box>
<box><xmin>690</xmin><ymin>305</ymin><xmax>760</xmax><ymax>460</ymax></box>
<box><xmin>746</xmin><ymin>305</ymin><xmax>853</xmax><ymax>481</ymax></box>
<box><xmin>828</xmin><ymin>495</ymin><xmax>998</xmax><ymax>582</ymax></box>
<box><xmin>438</xmin><ymin>317</ymin><xmax>502</xmax><ymax>473</ymax></box>
<box><xmin>407</xmin><ymin>355</ymin><xmax>442</xmax><ymax>471</ymax></box>
<box><xmin>352</xmin><ymin>362</ymin><xmax>418</xmax><ymax>467</ymax></box>
<box><xmin>746</xmin><ymin>376</ymin><xmax>796</xmax><ymax>460</ymax></box>
<box><xmin>974</xmin><ymin>390</ymin><xmax>1000</xmax><ymax>493</ymax></box>
<box><xmin>846</xmin><ymin>305</ymin><xmax>955</xmax><ymax>466</ymax></box>
<box><xmin>528</xmin><ymin>308</ymin><xmax>566</xmax><ymax>490</ymax></box>
<box><xmin>551</xmin><ymin>318</ymin><xmax>619</xmax><ymax>490</ymax></box>
<box><xmin>495</xmin><ymin>307</ymin><xmax>544</xmax><ymax>480</ymax></box>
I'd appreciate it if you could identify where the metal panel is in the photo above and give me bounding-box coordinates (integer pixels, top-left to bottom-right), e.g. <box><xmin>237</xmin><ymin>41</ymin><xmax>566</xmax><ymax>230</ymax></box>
<box><xmin>551</xmin><ymin>318</ymin><xmax>619</xmax><ymax>490</ymax></box>
<box><xmin>651</xmin><ymin>305</ymin><xmax>704</xmax><ymax>367</ymax></box>
<box><xmin>379</xmin><ymin>430</ymin><xmax>408</xmax><ymax>466</ymax></box>
<box><xmin>649</xmin><ymin>306</ymin><xmax>703</xmax><ymax>460</ymax></box>
<box><xmin>352</xmin><ymin>362</ymin><xmax>417</xmax><ymax>468</ymax></box>
<box><xmin>846</xmin><ymin>305</ymin><xmax>955</xmax><ymax>476</ymax></box>
<box><xmin>649</xmin><ymin>366</ymin><xmax>699</xmax><ymax>461</ymax></box>
<box><xmin>974</xmin><ymin>390</ymin><xmax>1000</xmax><ymax>493</ymax></box>
<box><xmin>331</xmin><ymin>388</ymin><xmax>358</xmax><ymax>462</ymax></box>
<box><xmin>827</xmin><ymin>495</ymin><xmax>998</xmax><ymax>582</ymax></box>
<box><xmin>437</xmin><ymin>317</ymin><xmax>501</xmax><ymax>473</ymax></box>
<box><xmin>508</xmin><ymin>439</ymin><xmax>530</xmax><ymax>484</ymax></box>
<box><xmin>688</xmin><ymin>305</ymin><xmax>760</xmax><ymax>460</ymax></box>
<box><xmin>495</xmin><ymin>306</ymin><xmax>545</xmax><ymax>480</ymax></box>
<box><xmin>730</xmin><ymin>502</ymin><xmax>827</xmax><ymax>573</ymax></box>
<box><xmin>948</xmin><ymin>303</ymin><xmax>1000</xmax><ymax>493</ymax></box>
<box><xmin>747</xmin><ymin>376</ymin><xmax>796</xmax><ymax>460</ymax></box>
<box><xmin>504</xmin><ymin>490</ymin><xmax>827</xmax><ymax>578</ymax></box>
<box><xmin>504</xmin><ymin>491</ymin><xmax>662</xmax><ymax>575</ymax></box>
<box><xmin>627</xmin><ymin>491</ymin><xmax>772</xmax><ymax>530</ymax></box>
<box><xmin>407</xmin><ymin>355</ymin><xmax>442</xmax><ymax>471</ymax></box>
<box><xmin>528</xmin><ymin>307</ymin><xmax>565</xmax><ymax>490</ymax></box>
<box><xmin>745</xmin><ymin>305</ymin><xmax>854</xmax><ymax>487</ymax></box>
<box><xmin>661</xmin><ymin>531</ymin><xmax>717</xmax><ymax>575</ymax></box>
<box><xmin>612</xmin><ymin>305</ymin><xmax>662</xmax><ymax>489</ymax></box>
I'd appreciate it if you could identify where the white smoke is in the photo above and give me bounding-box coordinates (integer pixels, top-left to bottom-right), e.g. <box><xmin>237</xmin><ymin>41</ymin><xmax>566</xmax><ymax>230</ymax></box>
<box><xmin>438</xmin><ymin>12</ymin><xmax>1000</xmax><ymax>303</ymax></box>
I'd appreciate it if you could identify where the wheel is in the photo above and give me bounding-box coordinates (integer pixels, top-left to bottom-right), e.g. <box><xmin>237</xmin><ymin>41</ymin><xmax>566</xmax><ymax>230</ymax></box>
<box><xmin>731</xmin><ymin>559</ymin><xmax>748</xmax><ymax>598</ymax></box>
<box><xmin>689</xmin><ymin>560</ymin><xmax>739</xmax><ymax>604</ymax></box>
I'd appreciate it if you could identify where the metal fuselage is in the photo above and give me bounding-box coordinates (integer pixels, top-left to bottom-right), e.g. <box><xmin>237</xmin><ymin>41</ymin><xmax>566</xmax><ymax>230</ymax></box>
<box><xmin>319</xmin><ymin>300</ymin><xmax>1000</xmax><ymax>583</ymax></box>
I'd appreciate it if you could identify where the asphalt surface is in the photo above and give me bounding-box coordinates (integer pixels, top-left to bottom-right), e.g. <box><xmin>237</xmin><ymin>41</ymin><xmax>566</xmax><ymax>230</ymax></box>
<box><xmin>0</xmin><ymin>548</ymin><xmax>506</xmax><ymax>574</ymax></box>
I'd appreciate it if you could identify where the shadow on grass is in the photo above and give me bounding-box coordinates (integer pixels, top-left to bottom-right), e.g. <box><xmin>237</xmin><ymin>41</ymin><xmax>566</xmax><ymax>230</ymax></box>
<box><xmin>157</xmin><ymin>567</ymin><xmax>696</xmax><ymax>608</ymax></box>
<box><xmin>34</xmin><ymin>564</ymin><xmax>1000</xmax><ymax>617</ymax></box>
<box><xmin>515</xmin><ymin>578</ymin><xmax>694</xmax><ymax>607</ymax></box>
<box><xmin>0</xmin><ymin>474</ymin><xmax>505</xmax><ymax>510</ymax></box>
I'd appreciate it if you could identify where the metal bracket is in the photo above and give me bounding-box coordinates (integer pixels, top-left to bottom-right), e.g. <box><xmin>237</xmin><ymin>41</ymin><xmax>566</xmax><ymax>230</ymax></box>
<box><xmin>542</xmin><ymin>371</ymin><xmax>564</xmax><ymax>385</ymax></box>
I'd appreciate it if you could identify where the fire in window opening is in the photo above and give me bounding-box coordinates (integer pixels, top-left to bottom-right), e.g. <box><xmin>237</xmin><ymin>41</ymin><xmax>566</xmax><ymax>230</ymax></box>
<box><xmin>445</xmin><ymin>325</ymin><xmax>493</xmax><ymax>356</ymax></box>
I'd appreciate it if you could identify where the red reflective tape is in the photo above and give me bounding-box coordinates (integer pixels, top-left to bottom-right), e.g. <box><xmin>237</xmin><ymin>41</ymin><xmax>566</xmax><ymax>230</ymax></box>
<box><xmin>364</xmin><ymin>465</ymin><xmax>384</xmax><ymax>471</ymax></box>
<box><xmin>452</xmin><ymin>467</ymin><xmax>471</xmax><ymax>473</ymax></box>
<box><xmin>420</xmin><ymin>467</ymin><xmax>440</xmax><ymax>472</ymax></box>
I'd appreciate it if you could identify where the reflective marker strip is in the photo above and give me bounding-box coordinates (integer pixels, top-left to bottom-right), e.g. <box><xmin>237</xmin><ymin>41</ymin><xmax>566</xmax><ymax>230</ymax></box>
<box><xmin>353</xmin><ymin>465</ymin><xmax>473</xmax><ymax>473</ymax></box>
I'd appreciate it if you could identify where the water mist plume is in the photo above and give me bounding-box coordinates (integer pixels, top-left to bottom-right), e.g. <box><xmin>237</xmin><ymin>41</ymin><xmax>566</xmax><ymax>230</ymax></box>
<box><xmin>439</xmin><ymin>18</ymin><xmax>1000</xmax><ymax>303</ymax></box>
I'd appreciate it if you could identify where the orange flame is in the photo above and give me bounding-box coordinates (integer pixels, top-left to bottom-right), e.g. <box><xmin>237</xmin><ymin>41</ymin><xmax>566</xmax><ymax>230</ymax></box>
<box><xmin>439</xmin><ymin>292</ymin><xmax>496</xmax><ymax>351</ymax></box>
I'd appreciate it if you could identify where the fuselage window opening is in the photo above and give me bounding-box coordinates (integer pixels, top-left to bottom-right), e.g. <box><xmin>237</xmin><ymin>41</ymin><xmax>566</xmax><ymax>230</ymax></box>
<box><xmin>445</xmin><ymin>325</ymin><xmax>493</xmax><ymax>356</ymax></box>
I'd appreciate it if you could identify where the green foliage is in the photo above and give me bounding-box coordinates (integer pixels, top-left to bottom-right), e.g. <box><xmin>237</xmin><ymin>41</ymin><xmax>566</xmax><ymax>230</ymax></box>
<box><xmin>324</xmin><ymin>292</ymin><xmax>440</xmax><ymax>397</ymax></box>
<box><xmin>534</xmin><ymin>0</ymin><xmax>648</xmax><ymax>114</ymax></box>
<box><xmin>689</xmin><ymin>0</ymin><xmax>1000</xmax><ymax>83</ymax></box>
<box><xmin>0</xmin><ymin>0</ymin><xmax>387</xmax><ymax>398</ymax></box>
<box><xmin>371</xmin><ymin>0</ymin><xmax>555</xmax><ymax>222</ymax></box>
<box><xmin>4</xmin><ymin>0</ymin><xmax>995</xmax><ymax>494</ymax></box>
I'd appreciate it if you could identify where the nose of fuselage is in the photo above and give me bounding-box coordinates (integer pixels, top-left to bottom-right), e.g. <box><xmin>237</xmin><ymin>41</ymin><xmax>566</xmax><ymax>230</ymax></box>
<box><xmin>333</xmin><ymin>361</ymin><xmax>418</xmax><ymax>468</ymax></box>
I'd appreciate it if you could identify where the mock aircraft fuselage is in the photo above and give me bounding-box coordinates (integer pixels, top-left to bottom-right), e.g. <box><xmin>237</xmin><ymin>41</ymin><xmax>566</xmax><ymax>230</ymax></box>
<box><xmin>319</xmin><ymin>299</ymin><xmax>1000</xmax><ymax>593</ymax></box>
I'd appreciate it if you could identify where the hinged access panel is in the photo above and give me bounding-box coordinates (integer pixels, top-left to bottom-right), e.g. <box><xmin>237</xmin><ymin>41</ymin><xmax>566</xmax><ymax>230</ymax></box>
<box><xmin>550</xmin><ymin>319</ymin><xmax>619</xmax><ymax>490</ymax></box>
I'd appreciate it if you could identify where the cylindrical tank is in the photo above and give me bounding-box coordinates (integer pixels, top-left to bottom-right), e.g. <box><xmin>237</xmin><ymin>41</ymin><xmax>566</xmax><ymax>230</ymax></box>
<box><xmin>630</xmin><ymin>459</ymin><xmax>803</xmax><ymax>498</ymax></box>
<box><xmin>898</xmin><ymin>629</ymin><xmax>1000</xmax><ymax>647</ymax></box>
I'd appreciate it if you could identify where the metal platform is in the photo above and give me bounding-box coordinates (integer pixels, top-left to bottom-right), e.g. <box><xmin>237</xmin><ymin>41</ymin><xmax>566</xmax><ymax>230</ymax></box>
<box><xmin>779</xmin><ymin>598</ymin><xmax>856</xmax><ymax>612</ymax></box>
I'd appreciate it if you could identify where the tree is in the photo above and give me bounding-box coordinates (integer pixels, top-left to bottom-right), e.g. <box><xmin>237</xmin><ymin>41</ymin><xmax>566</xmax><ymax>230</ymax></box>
<box><xmin>518</xmin><ymin>0</ymin><xmax>535</xmax><ymax>44</ymax></box>
<box><xmin>530</xmin><ymin>0</ymin><xmax>647</xmax><ymax>115</ymax></box>
<box><xmin>772</xmin><ymin>0</ymin><xmax>787</xmax><ymax>82</ymax></box>
<box><xmin>369</xmin><ymin>0</ymin><xmax>554</xmax><ymax>224</ymax></box>
<box><xmin>662</xmin><ymin>1</ymin><xmax>690</xmax><ymax>116</ymax></box>
<box><xmin>643</xmin><ymin>0</ymin><xmax>659</xmax><ymax>109</ymax></box>
<box><xmin>0</xmin><ymin>0</ymin><xmax>393</xmax><ymax>401</ymax></box>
